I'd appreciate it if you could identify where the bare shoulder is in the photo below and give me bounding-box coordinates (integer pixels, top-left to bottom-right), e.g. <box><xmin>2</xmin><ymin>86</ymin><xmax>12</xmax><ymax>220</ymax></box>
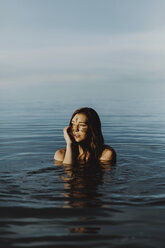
<box><xmin>54</xmin><ymin>148</ymin><xmax>66</xmax><ymax>161</ymax></box>
<box><xmin>100</xmin><ymin>146</ymin><xmax>116</xmax><ymax>163</ymax></box>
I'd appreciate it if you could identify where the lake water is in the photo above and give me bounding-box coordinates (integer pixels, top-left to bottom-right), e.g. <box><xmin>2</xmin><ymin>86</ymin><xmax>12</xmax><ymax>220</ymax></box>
<box><xmin>0</xmin><ymin>81</ymin><xmax>165</xmax><ymax>248</ymax></box>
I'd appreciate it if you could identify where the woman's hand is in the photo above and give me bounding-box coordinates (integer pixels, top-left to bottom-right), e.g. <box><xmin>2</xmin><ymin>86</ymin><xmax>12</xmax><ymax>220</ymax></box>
<box><xmin>63</xmin><ymin>126</ymin><xmax>73</xmax><ymax>145</ymax></box>
<box><xmin>63</xmin><ymin>126</ymin><xmax>75</xmax><ymax>164</ymax></box>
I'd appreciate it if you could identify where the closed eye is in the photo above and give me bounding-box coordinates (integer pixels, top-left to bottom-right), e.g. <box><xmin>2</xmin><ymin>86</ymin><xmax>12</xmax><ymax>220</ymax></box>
<box><xmin>71</xmin><ymin>123</ymin><xmax>87</xmax><ymax>126</ymax></box>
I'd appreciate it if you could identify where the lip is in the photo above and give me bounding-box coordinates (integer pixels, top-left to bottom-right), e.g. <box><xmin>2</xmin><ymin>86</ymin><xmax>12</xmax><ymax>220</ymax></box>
<box><xmin>74</xmin><ymin>134</ymin><xmax>80</xmax><ymax>138</ymax></box>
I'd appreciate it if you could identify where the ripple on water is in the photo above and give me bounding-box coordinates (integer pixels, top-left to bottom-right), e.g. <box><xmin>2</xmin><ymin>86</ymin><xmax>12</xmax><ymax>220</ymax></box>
<box><xmin>1</xmin><ymin>98</ymin><xmax>165</xmax><ymax>247</ymax></box>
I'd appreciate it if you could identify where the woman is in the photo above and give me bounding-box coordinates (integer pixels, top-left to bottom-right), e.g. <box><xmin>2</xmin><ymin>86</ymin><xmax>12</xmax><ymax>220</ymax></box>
<box><xmin>54</xmin><ymin>107</ymin><xmax>116</xmax><ymax>164</ymax></box>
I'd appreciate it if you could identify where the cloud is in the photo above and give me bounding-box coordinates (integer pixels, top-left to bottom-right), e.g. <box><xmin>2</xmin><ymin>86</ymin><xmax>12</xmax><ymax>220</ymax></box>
<box><xmin>1</xmin><ymin>29</ymin><xmax>165</xmax><ymax>88</ymax></box>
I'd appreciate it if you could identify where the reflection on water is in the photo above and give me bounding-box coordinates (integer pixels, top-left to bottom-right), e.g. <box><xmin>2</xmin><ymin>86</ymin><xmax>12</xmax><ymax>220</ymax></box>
<box><xmin>54</xmin><ymin>161</ymin><xmax>115</xmax><ymax>235</ymax></box>
<box><xmin>55</xmin><ymin>161</ymin><xmax>114</xmax><ymax>209</ymax></box>
<box><xmin>70</xmin><ymin>226</ymin><xmax>100</xmax><ymax>234</ymax></box>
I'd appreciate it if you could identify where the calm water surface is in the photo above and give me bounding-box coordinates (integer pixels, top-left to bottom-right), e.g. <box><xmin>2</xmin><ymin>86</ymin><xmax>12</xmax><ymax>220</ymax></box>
<box><xmin>0</xmin><ymin>82</ymin><xmax>165</xmax><ymax>248</ymax></box>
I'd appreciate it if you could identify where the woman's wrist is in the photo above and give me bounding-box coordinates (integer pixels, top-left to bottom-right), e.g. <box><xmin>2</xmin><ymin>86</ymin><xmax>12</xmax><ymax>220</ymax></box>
<box><xmin>66</xmin><ymin>141</ymin><xmax>73</xmax><ymax>147</ymax></box>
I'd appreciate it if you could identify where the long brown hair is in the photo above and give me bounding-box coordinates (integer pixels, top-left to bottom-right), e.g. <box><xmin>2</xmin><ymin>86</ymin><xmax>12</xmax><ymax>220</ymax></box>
<box><xmin>70</xmin><ymin>107</ymin><xmax>104</xmax><ymax>162</ymax></box>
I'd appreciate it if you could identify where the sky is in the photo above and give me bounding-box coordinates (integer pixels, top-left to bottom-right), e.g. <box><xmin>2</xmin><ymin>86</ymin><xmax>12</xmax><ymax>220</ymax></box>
<box><xmin>0</xmin><ymin>0</ymin><xmax>165</xmax><ymax>89</ymax></box>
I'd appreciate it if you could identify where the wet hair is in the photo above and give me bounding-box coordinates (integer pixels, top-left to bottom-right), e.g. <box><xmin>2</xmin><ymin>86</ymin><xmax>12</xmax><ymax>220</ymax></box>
<box><xmin>69</xmin><ymin>107</ymin><xmax>105</xmax><ymax>162</ymax></box>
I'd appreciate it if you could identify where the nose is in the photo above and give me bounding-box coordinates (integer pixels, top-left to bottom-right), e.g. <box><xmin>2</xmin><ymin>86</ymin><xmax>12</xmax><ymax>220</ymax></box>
<box><xmin>75</xmin><ymin>125</ymin><xmax>79</xmax><ymax>132</ymax></box>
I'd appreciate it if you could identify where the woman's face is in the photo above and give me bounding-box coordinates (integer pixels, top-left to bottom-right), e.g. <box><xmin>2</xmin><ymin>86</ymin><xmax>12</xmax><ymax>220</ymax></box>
<box><xmin>71</xmin><ymin>113</ymin><xmax>88</xmax><ymax>142</ymax></box>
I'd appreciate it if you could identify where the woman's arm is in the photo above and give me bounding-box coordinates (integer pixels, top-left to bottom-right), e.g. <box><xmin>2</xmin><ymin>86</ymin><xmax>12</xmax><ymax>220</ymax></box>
<box><xmin>100</xmin><ymin>146</ymin><xmax>116</xmax><ymax>163</ymax></box>
<box><xmin>54</xmin><ymin>126</ymin><xmax>75</xmax><ymax>165</ymax></box>
<box><xmin>54</xmin><ymin>148</ymin><xmax>65</xmax><ymax>161</ymax></box>
<box><xmin>63</xmin><ymin>126</ymin><xmax>75</xmax><ymax>164</ymax></box>
<box><xmin>63</xmin><ymin>143</ymin><xmax>74</xmax><ymax>164</ymax></box>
